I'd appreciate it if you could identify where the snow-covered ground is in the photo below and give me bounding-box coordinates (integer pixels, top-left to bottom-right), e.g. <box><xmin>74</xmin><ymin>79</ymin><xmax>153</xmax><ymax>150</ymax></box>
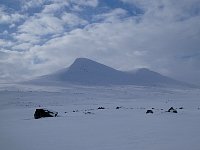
<box><xmin>0</xmin><ymin>83</ymin><xmax>200</xmax><ymax>150</ymax></box>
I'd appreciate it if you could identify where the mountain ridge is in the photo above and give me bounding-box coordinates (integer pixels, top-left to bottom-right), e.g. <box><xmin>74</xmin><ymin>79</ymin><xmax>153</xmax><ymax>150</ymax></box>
<box><xmin>27</xmin><ymin>58</ymin><xmax>194</xmax><ymax>87</ymax></box>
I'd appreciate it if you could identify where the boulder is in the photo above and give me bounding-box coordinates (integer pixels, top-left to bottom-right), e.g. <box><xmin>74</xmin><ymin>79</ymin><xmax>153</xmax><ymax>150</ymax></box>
<box><xmin>34</xmin><ymin>108</ymin><xmax>58</xmax><ymax>119</ymax></box>
<box><xmin>167</xmin><ymin>107</ymin><xmax>177</xmax><ymax>113</ymax></box>
<box><xmin>146</xmin><ymin>110</ymin><xmax>153</xmax><ymax>114</ymax></box>
<box><xmin>116</xmin><ymin>106</ymin><xmax>122</xmax><ymax>109</ymax></box>
<box><xmin>98</xmin><ymin>107</ymin><xmax>105</xmax><ymax>109</ymax></box>
<box><xmin>84</xmin><ymin>111</ymin><xmax>94</xmax><ymax>114</ymax></box>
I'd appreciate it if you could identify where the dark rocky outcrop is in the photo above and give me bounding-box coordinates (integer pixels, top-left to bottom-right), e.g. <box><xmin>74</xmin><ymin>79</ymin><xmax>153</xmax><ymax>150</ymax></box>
<box><xmin>167</xmin><ymin>107</ymin><xmax>177</xmax><ymax>113</ymax></box>
<box><xmin>73</xmin><ymin>110</ymin><xmax>78</xmax><ymax>112</ymax></box>
<box><xmin>116</xmin><ymin>106</ymin><xmax>122</xmax><ymax>109</ymax></box>
<box><xmin>84</xmin><ymin>111</ymin><xmax>93</xmax><ymax>114</ymax></box>
<box><xmin>146</xmin><ymin>110</ymin><xmax>153</xmax><ymax>114</ymax></box>
<box><xmin>34</xmin><ymin>108</ymin><xmax>58</xmax><ymax>119</ymax></box>
<box><xmin>98</xmin><ymin>107</ymin><xmax>105</xmax><ymax>109</ymax></box>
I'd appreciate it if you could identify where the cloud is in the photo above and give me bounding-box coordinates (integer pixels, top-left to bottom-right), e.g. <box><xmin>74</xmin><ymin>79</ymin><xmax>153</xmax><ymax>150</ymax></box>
<box><xmin>14</xmin><ymin>33</ymin><xmax>40</xmax><ymax>44</ymax></box>
<box><xmin>94</xmin><ymin>8</ymin><xmax>128</xmax><ymax>23</ymax></box>
<box><xmin>42</xmin><ymin>1</ymin><xmax>69</xmax><ymax>14</ymax></box>
<box><xmin>17</xmin><ymin>14</ymin><xmax>64</xmax><ymax>36</ymax></box>
<box><xmin>61</xmin><ymin>13</ymin><xmax>88</xmax><ymax>27</ymax></box>
<box><xmin>0</xmin><ymin>39</ymin><xmax>14</xmax><ymax>48</ymax></box>
<box><xmin>12</xmin><ymin>43</ymin><xmax>33</xmax><ymax>51</ymax></box>
<box><xmin>15</xmin><ymin>1</ymin><xmax>89</xmax><ymax>46</ymax></box>
<box><xmin>0</xmin><ymin>49</ymin><xmax>29</xmax><ymax>82</ymax></box>
<box><xmin>0</xmin><ymin>39</ymin><xmax>7</xmax><ymax>46</ymax></box>
<box><xmin>21</xmin><ymin>0</ymin><xmax>98</xmax><ymax>11</ymax></box>
<box><xmin>120</xmin><ymin>0</ymin><xmax>200</xmax><ymax>22</ymax></box>
<box><xmin>20</xmin><ymin>19</ymin><xmax>150</xmax><ymax>75</ymax></box>
<box><xmin>23</xmin><ymin>0</ymin><xmax>200</xmax><ymax>85</ymax></box>
<box><xmin>0</xmin><ymin>0</ymin><xmax>200</xmax><ymax>85</ymax></box>
<box><xmin>20</xmin><ymin>0</ymin><xmax>46</xmax><ymax>11</ymax></box>
<box><xmin>71</xmin><ymin>0</ymin><xmax>99</xmax><ymax>7</ymax></box>
<box><xmin>0</xmin><ymin>6</ymin><xmax>26</xmax><ymax>24</ymax></box>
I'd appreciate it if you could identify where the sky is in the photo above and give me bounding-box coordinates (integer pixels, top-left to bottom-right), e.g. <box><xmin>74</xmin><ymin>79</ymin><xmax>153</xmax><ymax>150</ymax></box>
<box><xmin>0</xmin><ymin>0</ymin><xmax>200</xmax><ymax>85</ymax></box>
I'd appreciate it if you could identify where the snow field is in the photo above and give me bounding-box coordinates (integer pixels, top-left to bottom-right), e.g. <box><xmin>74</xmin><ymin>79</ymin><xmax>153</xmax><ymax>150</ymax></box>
<box><xmin>0</xmin><ymin>84</ymin><xmax>200</xmax><ymax>150</ymax></box>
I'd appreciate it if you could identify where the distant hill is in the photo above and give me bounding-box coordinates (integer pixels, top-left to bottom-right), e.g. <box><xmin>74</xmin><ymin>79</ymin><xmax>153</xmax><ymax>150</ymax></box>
<box><xmin>27</xmin><ymin>58</ymin><xmax>194</xmax><ymax>87</ymax></box>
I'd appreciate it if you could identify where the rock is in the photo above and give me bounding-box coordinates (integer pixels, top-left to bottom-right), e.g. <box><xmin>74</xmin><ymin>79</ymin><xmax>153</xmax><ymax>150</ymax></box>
<box><xmin>34</xmin><ymin>108</ymin><xmax>58</xmax><ymax>119</ymax></box>
<box><xmin>168</xmin><ymin>107</ymin><xmax>178</xmax><ymax>113</ymax></box>
<box><xmin>116</xmin><ymin>106</ymin><xmax>122</xmax><ymax>109</ymax></box>
<box><xmin>84</xmin><ymin>111</ymin><xmax>94</xmax><ymax>115</ymax></box>
<box><xmin>179</xmin><ymin>107</ymin><xmax>183</xmax><ymax>109</ymax></box>
<box><xmin>98</xmin><ymin>107</ymin><xmax>105</xmax><ymax>109</ymax></box>
<box><xmin>146</xmin><ymin>110</ymin><xmax>153</xmax><ymax>114</ymax></box>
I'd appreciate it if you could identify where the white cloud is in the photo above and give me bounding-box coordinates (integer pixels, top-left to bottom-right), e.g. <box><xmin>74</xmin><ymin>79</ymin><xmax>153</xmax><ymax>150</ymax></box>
<box><xmin>1</xmin><ymin>0</ymin><xmax>200</xmax><ymax>85</ymax></box>
<box><xmin>12</xmin><ymin>43</ymin><xmax>33</xmax><ymax>51</ymax></box>
<box><xmin>72</xmin><ymin>0</ymin><xmax>99</xmax><ymax>7</ymax></box>
<box><xmin>3</xmin><ymin>10</ymin><xmax>200</xmax><ymax>84</ymax></box>
<box><xmin>94</xmin><ymin>8</ymin><xmax>128</xmax><ymax>23</ymax></box>
<box><xmin>0</xmin><ymin>39</ymin><xmax>7</xmax><ymax>46</ymax></box>
<box><xmin>21</xmin><ymin>19</ymin><xmax>149</xmax><ymax>75</ymax></box>
<box><xmin>20</xmin><ymin>5</ymin><xmax>199</xmax><ymax>84</ymax></box>
<box><xmin>15</xmin><ymin>5</ymin><xmax>88</xmax><ymax>45</ymax></box>
<box><xmin>14</xmin><ymin>33</ymin><xmax>40</xmax><ymax>44</ymax></box>
<box><xmin>0</xmin><ymin>7</ymin><xmax>26</xmax><ymax>24</ymax></box>
<box><xmin>21</xmin><ymin>0</ymin><xmax>46</xmax><ymax>10</ymax></box>
<box><xmin>42</xmin><ymin>2</ymin><xmax>69</xmax><ymax>14</ymax></box>
<box><xmin>61</xmin><ymin>13</ymin><xmax>88</xmax><ymax>27</ymax></box>
<box><xmin>0</xmin><ymin>39</ymin><xmax>14</xmax><ymax>48</ymax></box>
<box><xmin>0</xmin><ymin>49</ymin><xmax>29</xmax><ymax>81</ymax></box>
<box><xmin>18</xmin><ymin>14</ymin><xmax>64</xmax><ymax>36</ymax></box>
<box><xmin>21</xmin><ymin>0</ymin><xmax>98</xmax><ymax>11</ymax></box>
<box><xmin>121</xmin><ymin>0</ymin><xmax>200</xmax><ymax>22</ymax></box>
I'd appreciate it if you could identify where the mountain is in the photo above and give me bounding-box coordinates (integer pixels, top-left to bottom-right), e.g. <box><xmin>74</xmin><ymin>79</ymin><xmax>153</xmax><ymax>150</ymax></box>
<box><xmin>27</xmin><ymin>58</ymin><xmax>192</xmax><ymax>87</ymax></box>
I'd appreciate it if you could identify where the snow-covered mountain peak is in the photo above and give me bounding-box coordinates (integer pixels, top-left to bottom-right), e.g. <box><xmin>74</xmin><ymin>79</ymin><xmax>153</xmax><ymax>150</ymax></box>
<box><xmin>68</xmin><ymin>58</ymin><xmax>117</xmax><ymax>73</ymax></box>
<box><xmin>27</xmin><ymin>58</ymin><xmax>194</xmax><ymax>87</ymax></box>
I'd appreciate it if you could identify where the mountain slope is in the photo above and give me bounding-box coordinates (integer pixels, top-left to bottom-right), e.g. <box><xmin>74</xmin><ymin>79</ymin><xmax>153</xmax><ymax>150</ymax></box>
<box><xmin>28</xmin><ymin>58</ymin><xmax>191</xmax><ymax>87</ymax></box>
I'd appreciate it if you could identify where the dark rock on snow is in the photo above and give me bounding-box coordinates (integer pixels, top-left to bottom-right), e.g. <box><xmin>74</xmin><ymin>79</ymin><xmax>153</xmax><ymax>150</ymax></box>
<box><xmin>146</xmin><ymin>110</ymin><xmax>153</xmax><ymax>114</ymax></box>
<box><xmin>34</xmin><ymin>108</ymin><xmax>58</xmax><ymax>119</ymax></box>
<box><xmin>116</xmin><ymin>106</ymin><xmax>122</xmax><ymax>109</ymax></box>
<box><xmin>168</xmin><ymin>107</ymin><xmax>177</xmax><ymax>113</ymax></box>
<box><xmin>98</xmin><ymin>107</ymin><xmax>105</xmax><ymax>109</ymax></box>
<box><xmin>84</xmin><ymin>111</ymin><xmax>94</xmax><ymax>114</ymax></box>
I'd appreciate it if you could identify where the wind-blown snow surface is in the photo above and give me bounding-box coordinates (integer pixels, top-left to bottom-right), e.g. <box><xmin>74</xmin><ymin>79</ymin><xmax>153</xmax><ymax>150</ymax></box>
<box><xmin>0</xmin><ymin>83</ymin><xmax>200</xmax><ymax>150</ymax></box>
